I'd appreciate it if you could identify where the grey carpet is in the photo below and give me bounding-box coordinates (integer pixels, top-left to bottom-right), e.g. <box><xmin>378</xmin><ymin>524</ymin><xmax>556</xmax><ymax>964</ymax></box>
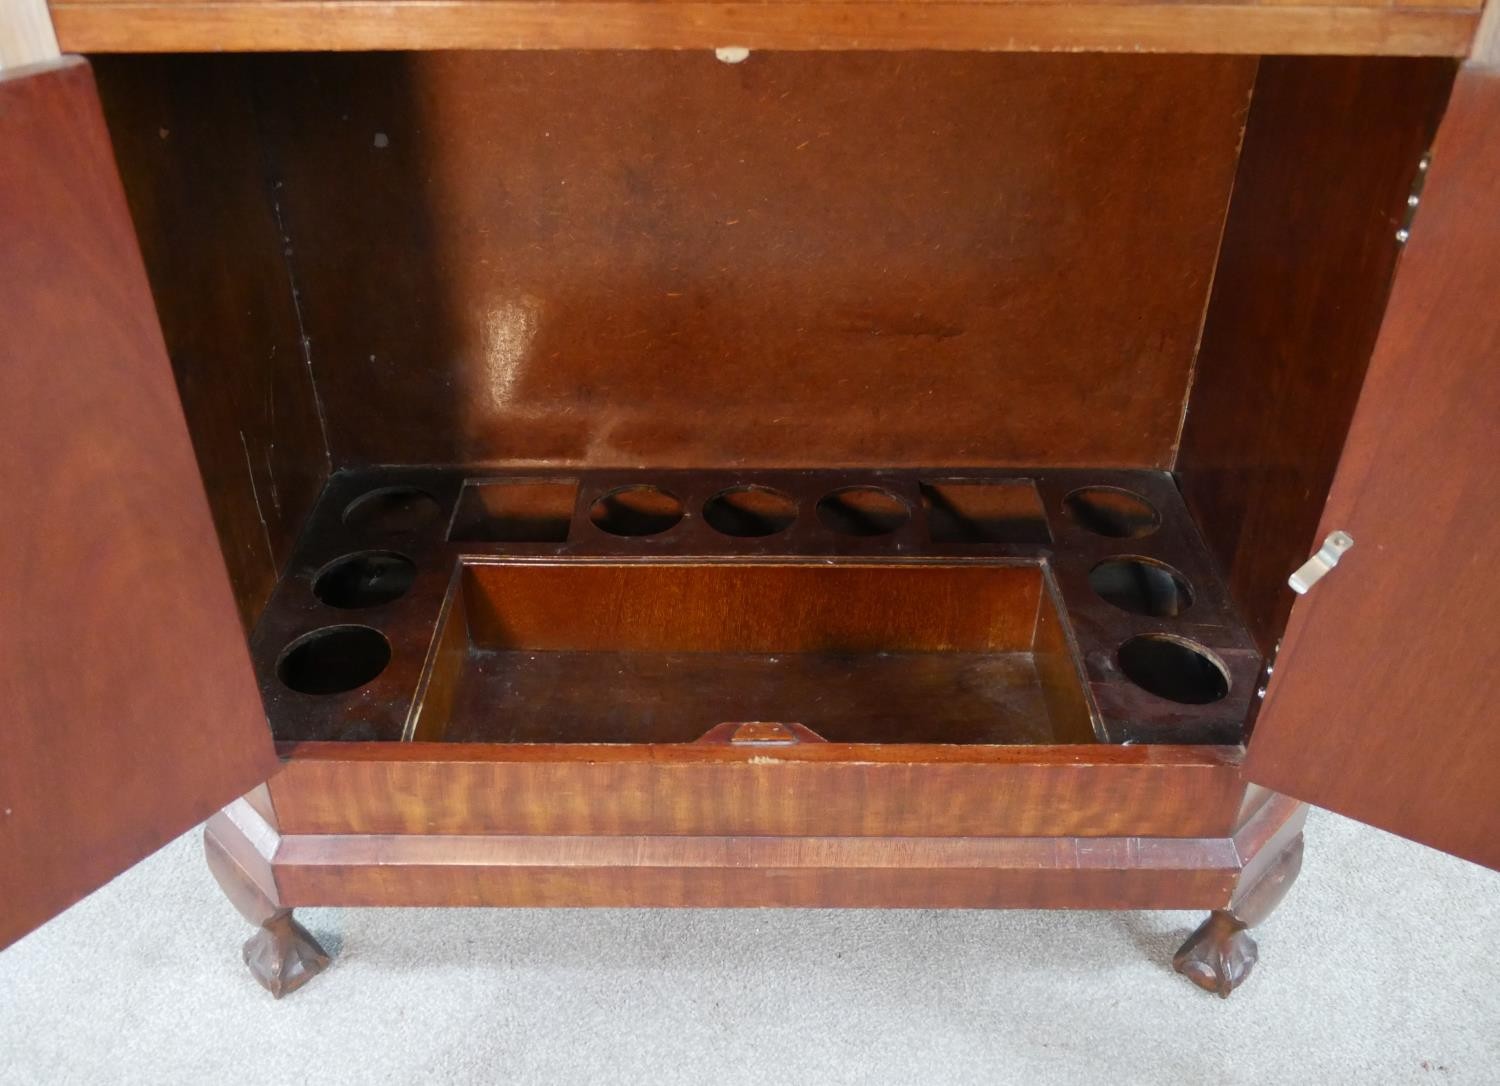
<box><xmin>2</xmin><ymin>806</ymin><xmax>1496</xmax><ymax>1085</ymax></box>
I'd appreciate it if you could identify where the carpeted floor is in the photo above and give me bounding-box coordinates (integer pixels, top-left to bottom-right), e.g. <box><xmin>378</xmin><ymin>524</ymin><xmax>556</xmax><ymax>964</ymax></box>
<box><xmin>1</xmin><ymin>805</ymin><xmax>1495</xmax><ymax>1085</ymax></box>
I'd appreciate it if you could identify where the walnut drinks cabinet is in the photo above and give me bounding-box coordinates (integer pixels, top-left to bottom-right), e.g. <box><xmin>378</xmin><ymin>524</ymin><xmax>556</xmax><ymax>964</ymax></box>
<box><xmin>4</xmin><ymin>0</ymin><xmax>1500</xmax><ymax>1002</ymax></box>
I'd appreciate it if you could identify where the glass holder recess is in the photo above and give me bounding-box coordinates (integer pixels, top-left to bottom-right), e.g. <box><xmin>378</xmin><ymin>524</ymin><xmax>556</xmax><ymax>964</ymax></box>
<box><xmin>251</xmin><ymin>467</ymin><xmax>1261</xmax><ymax>747</ymax></box>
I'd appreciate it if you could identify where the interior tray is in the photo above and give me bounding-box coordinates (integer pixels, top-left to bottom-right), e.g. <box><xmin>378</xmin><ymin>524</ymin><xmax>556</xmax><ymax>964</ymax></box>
<box><xmin>250</xmin><ymin>467</ymin><xmax>1262</xmax><ymax>746</ymax></box>
<box><xmin>411</xmin><ymin>561</ymin><xmax>1096</xmax><ymax>745</ymax></box>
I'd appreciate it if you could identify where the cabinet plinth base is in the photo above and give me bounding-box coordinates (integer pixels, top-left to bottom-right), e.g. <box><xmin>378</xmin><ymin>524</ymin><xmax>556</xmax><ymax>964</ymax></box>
<box><xmin>205</xmin><ymin>781</ymin><xmax>1306</xmax><ymax>997</ymax></box>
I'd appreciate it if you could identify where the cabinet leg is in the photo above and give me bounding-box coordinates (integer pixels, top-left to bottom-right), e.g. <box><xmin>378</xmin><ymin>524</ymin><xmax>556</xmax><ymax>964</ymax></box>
<box><xmin>1173</xmin><ymin>831</ymin><xmax>1303</xmax><ymax>998</ymax></box>
<box><xmin>204</xmin><ymin>822</ymin><xmax>329</xmax><ymax>998</ymax></box>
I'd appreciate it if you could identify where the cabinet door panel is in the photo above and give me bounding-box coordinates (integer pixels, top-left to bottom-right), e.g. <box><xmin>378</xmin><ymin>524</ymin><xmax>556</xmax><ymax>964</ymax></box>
<box><xmin>0</xmin><ymin>58</ymin><xmax>277</xmax><ymax>948</ymax></box>
<box><xmin>1245</xmin><ymin>68</ymin><xmax>1500</xmax><ymax>871</ymax></box>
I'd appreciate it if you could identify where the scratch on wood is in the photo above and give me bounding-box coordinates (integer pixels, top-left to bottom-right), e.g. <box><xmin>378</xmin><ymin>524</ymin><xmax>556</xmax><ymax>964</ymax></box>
<box><xmin>263</xmin><ymin>443</ymin><xmax>282</xmax><ymax>516</ymax></box>
<box><xmin>268</xmin><ymin>181</ymin><xmax>334</xmax><ymax>471</ymax></box>
<box><xmin>240</xmin><ymin>429</ymin><xmax>277</xmax><ymax>570</ymax></box>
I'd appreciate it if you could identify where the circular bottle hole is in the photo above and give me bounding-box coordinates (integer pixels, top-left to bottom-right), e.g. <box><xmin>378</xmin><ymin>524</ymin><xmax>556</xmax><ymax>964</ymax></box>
<box><xmin>1089</xmin><ymin>557</ymin><xmax>1194</xmax><ymax>617</ymax></box>
<box><xmin>343</xmin><ymin>486</ymin><xmax>442</xmax><ymax>538</ymax></box>
<box><xmin>1117</xmin><ymin>635</ymin><xmax>1229</xmax><ymax>705</ymax></box>
<box><xmin>589</xmin><ymin>485</ymin><xmax>685</xmax><ymax>536</ymax></box>
<box><xmin>816</xmin><ymin>486</ymin><xmax>910</xmax><ymax>537</ymax></box>
<box><xmin>313</xmin><ymin>551</ymin><xmax>417</xmax><ymax>609</ymax></box>
<box><xmin>703</xmin><ymin>485</ymin><xmax>798</xmax><ymax>538</ymax></box>
<box><xmin>1062</xmin><ymin>487</ymin><xmax>1161</xmax><ymax>538</ymax></box>
<box><xmin>277</xmin><ymin>625</ymin><xmax>392</xmax><ymax>696</ymax></box>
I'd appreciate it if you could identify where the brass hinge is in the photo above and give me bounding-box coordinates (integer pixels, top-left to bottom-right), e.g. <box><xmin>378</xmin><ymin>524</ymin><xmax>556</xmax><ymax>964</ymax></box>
<box><xmin>1395</xmin><ymin>152</ymin><xmax>1433</xmax><ymax>245</ymax></box>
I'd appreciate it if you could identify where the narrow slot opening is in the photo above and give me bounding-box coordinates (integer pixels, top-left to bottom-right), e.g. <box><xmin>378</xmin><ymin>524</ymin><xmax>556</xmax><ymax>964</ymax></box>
<box><xmin>449</xmin><ymin>478</ymin><xmax>578</xmax><ymax>543</ymax></box>
<box><xmin>922</xmin><ymin>480</ymin><xmax>1051</xmax><ymax>544</ymax></box>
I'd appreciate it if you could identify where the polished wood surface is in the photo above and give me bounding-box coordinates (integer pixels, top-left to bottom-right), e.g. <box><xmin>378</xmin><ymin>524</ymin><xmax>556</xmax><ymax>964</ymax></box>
<box><xmin>269</xmin><ymin>742</ymin><xmax>1248</xmax><ymax>838</ymax></box>
<box><xmin>50</xmin><ymin>0</ymin><xmax>1479</xmax><ymax>57</ymax></box>
<box><xmin>0</xmin><ymin>58</ymin><xmax>278</xmax><ymax>949</ymax></box>
<box><xmin>1176</xmin><ymin>57</ymin><xmax>1454</xmax><ymax>656</ymax></box>
<box><xmin>93</xmin><ymin>55</ymin><xmax>331</xmax><ymax>627</ymax></box>
<box><xmin>274</xmin><ymin>835</ymin><xmax>1239</xmax><ymax>910</ymax></box>
<box><xmin>1246</xmin><ymin>67</ymin><xmax>1500</xmax><ymax>873</ymax></box>
<box><xmin>251</xmin><ymin>467</ymin><xmax>1258</xmax><ymax>746</ymax></box>
<box><xmin>459</xmin><ymin>562</ymin><xmax>1047</xmax><ymax>654</ymax></box>
<box><xmin>199</xmin><ymin>776</ymin><xmax>1305</xmax><ymax>915</ymax></box>
<box><xmin>242</xmin><ymin>51</ymin><xmax>1250</xmax><ymax>469</ymax></box>
<box><xmin>425</xmin><ymin>560</ymin><xmax>1095</xmax><ymax>744</ymax></box>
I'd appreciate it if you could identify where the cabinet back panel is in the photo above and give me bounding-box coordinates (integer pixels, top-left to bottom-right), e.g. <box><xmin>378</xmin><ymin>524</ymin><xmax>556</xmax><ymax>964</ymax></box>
<box><xmin>248</xmin><ymin>51</ymin><xmax>1253</xmax><ymax>469</ymax></box>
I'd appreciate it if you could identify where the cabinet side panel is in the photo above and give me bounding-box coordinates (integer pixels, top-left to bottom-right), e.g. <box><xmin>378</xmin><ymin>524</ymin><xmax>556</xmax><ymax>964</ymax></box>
<box><xmin>1246</xmin><ymin>68</ymin><xmax>1500</xmax><ymax>872</ymax></box>
<box><xmin>255</xmin><ymin>51</ymin><xmax>1253</xmax><ymax>471</ymax></box>
<box><xmin>92</xmin><ymin>55</ymin><xmax>331</xmax><ymax>629</ymax></box>
<box><xmin>0</xmin><ymin>59</ymin><xmax>279</xmax><ymax>949</ymax></box>
<box><xmin>1175</xmin><ymin>56</ymin><xmax>1453</xmax><ymax>656</ymax></box>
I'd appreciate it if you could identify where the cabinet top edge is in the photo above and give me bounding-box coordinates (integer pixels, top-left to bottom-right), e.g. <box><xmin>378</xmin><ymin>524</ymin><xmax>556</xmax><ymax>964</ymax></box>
<box><xmin>52</xmin><ymin>0</ymin><xmax>1480</xmax><ymax>59</ymax></box>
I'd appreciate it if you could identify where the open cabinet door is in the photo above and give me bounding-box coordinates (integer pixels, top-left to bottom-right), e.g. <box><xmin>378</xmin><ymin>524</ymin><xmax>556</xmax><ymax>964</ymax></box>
<box><xmin>0</xmin><ymin>58</ymin><xmax>278</xmax><ymax>948</ymax></box>
<box><xmin>1245</xmin><ymin>66</ymin><xmax>1500</xmax><ymax>872</ymax></box>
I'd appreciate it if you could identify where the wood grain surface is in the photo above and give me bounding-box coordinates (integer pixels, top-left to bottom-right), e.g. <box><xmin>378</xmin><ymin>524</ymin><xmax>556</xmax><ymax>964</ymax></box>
<box><xmin>1177</xmin><ymin>56</ymin><xmax>1454</xmax><ymax>657</ymax></box>
<box><xmin>245</xmin><ymin>51</ymin><xmax>1252</xmax><ymax>469</ymax></box>
<box><xmin>0</xmin><ymin>58</ymin><xmax>278</xmax><ymax>949</ymax></box>
<box><xmin>1245</xmin><ymin>67</ymin><xmax>1500</xmax><ymax>873</ymax></box>
<box><xmin>214</xmin><ymin>771</ymin><xmax>1304</xmax><ymax>911</ymax></box>
<box><xmin>50</xmin><ymin>0</ymin><xmax>1480</xmax><ymax>57</ymax></box>
<box><xmin>93</xmin><ymin>55</ymin><xmax>331</xmax><ymax>628</ymax></box>
<box><xmin>268</xmin><ymin>741</ymin><xmax>1248</xmax><ymax>838</ymax></box>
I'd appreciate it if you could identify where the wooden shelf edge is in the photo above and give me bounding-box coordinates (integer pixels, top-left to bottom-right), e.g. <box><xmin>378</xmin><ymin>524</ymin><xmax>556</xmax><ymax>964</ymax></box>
<box><xmin>52</xmin><ymin>1</ymin><xmax>1478</xmax><ymax>57</ymax></box>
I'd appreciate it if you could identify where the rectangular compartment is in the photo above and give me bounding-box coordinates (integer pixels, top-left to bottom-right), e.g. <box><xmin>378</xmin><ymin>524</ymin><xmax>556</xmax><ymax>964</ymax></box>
<box><xmin>921</xmin><ymin>480</ymin><xmax>1052</xmax><ymax>545</ymax></box>
<box><xmin>448</xmin><ymin>478</ymin><xmax>580</xmax><ymax>543</ymax></box>
<box><xmin>410</xmin><ymin>559</ymin><xmax>1097</xmax><ymax>744</ymax></box>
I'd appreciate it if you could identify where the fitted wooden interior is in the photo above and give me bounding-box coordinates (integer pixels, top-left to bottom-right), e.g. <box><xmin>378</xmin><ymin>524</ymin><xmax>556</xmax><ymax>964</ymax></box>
<box><xmin>403</xmin><ymin>560</ymin><xmax>1098</xmax><ymax>744</ymax></box>
<box><xmin>248</xmin><ymin>467</ymin><xmax>1258</xmax><ymax>747</ymax></box>
<box><xmin>86</xmin><ymin>50</ymin><xmax>1453</xmax><ymax>748</ymax></box>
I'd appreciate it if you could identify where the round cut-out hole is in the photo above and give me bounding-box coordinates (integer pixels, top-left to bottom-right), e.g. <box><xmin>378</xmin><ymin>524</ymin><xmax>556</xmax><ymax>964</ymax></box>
<box><xmin>1089</xmin><ymin>558</ymin><xmax>1194</xmax><ymax>617</ymax></box>
<box><xmin>277</xmin><ymin>626</ymin><xmax>391</xmax><ymax>696</ymax></box>
<box><xmin>1063</xmin><ymin>487</ymin><xmax>1160</xmax><ymax>538</ymax></box>
<box><xmin>703</xmin><ymin>486</ymin><xmax>797</xmax><ymax>538</ymax></box>
<box><xmin>313</xmin><ymin>551</ymin><xmax>417</xmax><ymax>609</ymax></box>
<box><xmin>1117</xmin><ymin>635</ymin><xmax>1229</xmax><ymax>704</ymax></box>
<box><xmin>816</xmin><ymin>486</ymin><xmax>910</xmax><ymax>537</ymax></box>
<box><xmin>343</xmin><ymin>487</ymin><xmax>442</xmax><ymax>538</ymax></box>
<box><xmin>589</xmin><ymin>485</ymin><xmax>684</xmax><ymax>536</ymax></box>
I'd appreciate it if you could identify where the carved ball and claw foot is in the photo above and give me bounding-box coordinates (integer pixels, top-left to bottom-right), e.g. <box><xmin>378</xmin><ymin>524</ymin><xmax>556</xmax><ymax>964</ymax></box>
<box><xmin>1173</xmin><ymin>832</ymin><xmax>1304</xmax><ymax>998</ymax></box>
<box><xmin>205</xmin><ymin>815</ymin><xmax>331</xmax><ymax>998</ymax></box>
<box><xmin>242</xmin><ymin>909</ymin><xmax>331</xmax><ymax>999</ymax></box>
<box><xmin>1174</xmin><ymin>911</ymin><xmax>1258</xmax><ymax>998</ymax></box>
